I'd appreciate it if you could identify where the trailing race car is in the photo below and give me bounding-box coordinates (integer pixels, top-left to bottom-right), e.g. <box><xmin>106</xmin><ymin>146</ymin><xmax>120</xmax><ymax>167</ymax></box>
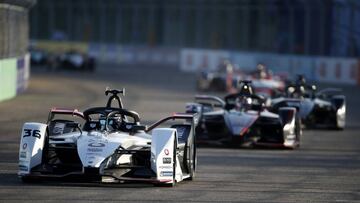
<box><xmin>246</xmin><ymin>64</ymin><xmax>286</xmax><ymax>97</ymax></box>
<box><xmin>18</xmin><ymin>89</ymin><xmax>197</xmax><ymax>186</ymax></box>
<box><xmin>30</xmin><ymin>48</ymin><xmax>50</xmax><ymax>66</ymax></box>
<box><xmin>196</xmin><ymin>60</ymin><xmax>234</xmax><ymax>92</ymax></box>
<box><xmin>196</xmin><ymin>63</ymin><xmax>286</xmax><ymax>96</ymax></box>
<box><xmin>55</xmin><ymin>50</ymin><xmax>96</xmax><ymax>72</ymax></box>
<box><xmin>270</xmin><ymin>75</ymin><xmax>346</xmax><ymax>130</ymax></box>
<box><xmin>186</xmin><ymin>81</ymin><xmax>301</xmax><ymax>148</ymax></box>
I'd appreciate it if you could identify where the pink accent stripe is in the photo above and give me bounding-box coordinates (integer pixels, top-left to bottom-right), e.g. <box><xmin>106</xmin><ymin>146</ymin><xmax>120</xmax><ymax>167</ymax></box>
<box><xmin>239</xmin><ymin>116</ymin><xmax>258</xmax><ymax>136</ymax></box>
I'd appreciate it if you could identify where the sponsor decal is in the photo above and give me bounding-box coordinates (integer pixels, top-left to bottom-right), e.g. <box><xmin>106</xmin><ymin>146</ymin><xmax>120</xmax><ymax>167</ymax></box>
<box><xmin>23</xmin><ymin>129</ymin><xmax>41</xmax><ymax>139</ymax></box>
<box><xmin>163</xmin><ymin>157</ymin><xmax>171</xmax><ymax>164</ymax></box>
<box><xmin>17</xmin><ymin>57</ymin><xmax>27</xmax><ymax>94</ymax></box>
<box><xmin>88</xmin><ymin>142</ymin><xmax>105</xmax><ymax>147</ymax></box>
<box><xmin>164</xmin><ymin>149</ymin><xmax>169</xmax><ymax>155</ymax></box>
<box><xmin>20</xmin><ymin>151</ymin><xmax>27</xmax><ymax>159</ymax></box>
<box><xmin>160</xmin><ymin>171</ymin><xmax>173</xmax><ymax>177</ymax></box>
<box><xmin>87</xmin><ymin>148</ymin><xmax>103</xmax><ymax>152</ymax></box>
<box><xmin>86</xmin><ymin>152</ymin><xmax>101</xmax><ymax>156</ymax></box>
<box><xmin>18</xmin><ymin>165</ymin><xmax>28</xmax><ymax>171</ymax></box>
<box><xmin>19</xmin><ymin>160</ymin><xmax>29</xmax><ymax>165</ymax></box>
<box><xmin>88</xmin><ymin>138</ymin><xmax>108</xmax><ymax>143</ymax></box>
<box><xmin>159</xmin><ymin>165</ymin><xmax>173</xmax><ymax>169</ymax></box>
<box><xmin>22</xmin><ymin>143</ymin><xmax>27</xmax><ymax>150</ymax></box>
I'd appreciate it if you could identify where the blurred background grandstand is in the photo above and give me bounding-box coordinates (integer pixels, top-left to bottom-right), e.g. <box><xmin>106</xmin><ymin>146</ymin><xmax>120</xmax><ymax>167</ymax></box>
<box><xmin>2</xmin><ymin>0</ymin><xmax>360</xmax><ymax>102</ymax></box>
<box><xmin>30</xmin><ymin>0</ymin><xmax>360</xmax><ymax>57</ymax></box>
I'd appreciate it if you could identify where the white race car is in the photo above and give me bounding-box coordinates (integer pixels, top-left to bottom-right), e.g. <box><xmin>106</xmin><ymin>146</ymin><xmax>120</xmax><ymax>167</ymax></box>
<box><xmin>18</xmin><ymin>89</ymin><xmax>197</xmax><ymax>186</ymax></box>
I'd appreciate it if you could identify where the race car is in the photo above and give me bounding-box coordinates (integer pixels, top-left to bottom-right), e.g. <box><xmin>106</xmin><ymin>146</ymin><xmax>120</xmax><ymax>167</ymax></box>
<box><xmin>246</xmin><ymin>64</ymin><xmax>286</xmax><ymax>97</ymax></box>
<box><xmin>196</xmin><ymin>63</ymin><xmax>286</xmax><ymax>96</ymax></box>
<box><xmin>30</xmin><ymin>48</ymin><xmax>50</xmax><ymax>66</ymax></box>
<box><xmin>18</xmin><ymin>89</ymin><xmax>197</xmax><ymax>186</ymax></box>
<box><xmin>270</xmin><ymin>75</ymin><xmax>346</xmax><ymax>130</ymax></box>
<box><xmin>186</xmin><ymin>81</ymin><xmax>301</xmax><ymax>148</ymax></box>
<box><xmin>55</xmin><ymin>50</ymin><xmax>96</xmax><ymax>72</ymax></box>
<box><xmin>196</xmin><ymin>61</ymin><xmax>235</xmax><ymax>92</ymax></box>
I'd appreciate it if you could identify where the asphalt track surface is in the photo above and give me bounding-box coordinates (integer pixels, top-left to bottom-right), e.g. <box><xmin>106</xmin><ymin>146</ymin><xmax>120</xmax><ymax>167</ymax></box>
<box><xmin>0</xmin><ymin>64</ymin><xmax>360</xmax><ymax>203</ymax></box>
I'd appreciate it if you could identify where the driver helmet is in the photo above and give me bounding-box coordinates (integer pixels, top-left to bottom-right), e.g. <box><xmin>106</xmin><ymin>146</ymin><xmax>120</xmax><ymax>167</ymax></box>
<box><xmin>256</xmin><ymin>63</ymin><xmax>267</xmax><ymax>79</ymax></box>
<box><xmin>295</xmin><ymin>75</ymin><xmax>307</xmax><ymax>96</ymax></box>
<box><xmin>235</xmin><ymin>96</ymin><xmax>252</xmax><ymax>111</ymax></box>
<box><xmin>104</xmin><ymin>115</ymin><xmax>122</xmax><ymax>131</ymax></box>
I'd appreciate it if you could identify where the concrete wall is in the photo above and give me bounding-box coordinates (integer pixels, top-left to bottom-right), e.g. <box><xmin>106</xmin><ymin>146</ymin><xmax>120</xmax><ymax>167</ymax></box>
<box><xmin>0</xmin><ymin>54</ymin><xmax>30</xmax><ymax>101</ymax></box>
<box><xmin>0</xmin><ymin>0</ymin><xmax>35</xmax><ymax>102</ymax></box>
<box><xmin>0</xmin><ymin>58</ymin><xmax>17</xmax><ymax>101</ymax></box>
<box><xmin>31</xmin><ymin>40</ymin><xmax>179</xmax><ymax>66</ymax></box>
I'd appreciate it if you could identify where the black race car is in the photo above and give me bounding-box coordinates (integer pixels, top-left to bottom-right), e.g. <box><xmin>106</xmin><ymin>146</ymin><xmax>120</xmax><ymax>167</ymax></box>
<box><xmin>30</xmin><ymin>48</ymin><xmax>50</xmax><ymax>66</ymax></box>
<box><xmin>55</xmin><ymin>50</ymin><xmax>96</xmax><ymax>72</ymax></box>
<box><xmin>270</xmin><ymin>75</ymin><xmax>346</xmax><ymax>130</ymax></box>
<box><xmin>186</xmin><ymin>81</ymin><xmax>301</xmax><ymax>148</ymax></box>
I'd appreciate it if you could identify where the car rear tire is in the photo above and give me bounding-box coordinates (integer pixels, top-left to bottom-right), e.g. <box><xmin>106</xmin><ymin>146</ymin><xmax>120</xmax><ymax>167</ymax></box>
<box><xmin>21</xmin><ymin>176</ymin><xmax>39</xmax><ymax>183</ymax></box>
<box><xmin>335</xmin><ymin>105</ymin><xmax>346</xmax><ymax>131</ymax></box>
<box><xmin>295</xmin><ymin>113</ymin><xmax>302</xmax><ymax>148</ymax></box>
<box><xmin>188</xmin><ymin>139</ymin><xmax>196</xmax><ymax>180</ymax></box>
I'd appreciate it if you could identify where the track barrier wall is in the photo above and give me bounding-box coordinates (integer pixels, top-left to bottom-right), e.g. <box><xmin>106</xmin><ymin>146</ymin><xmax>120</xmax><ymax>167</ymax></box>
<box><xmin>30</xmin><ymin>40</ymin><xmax>360</xmax><ymax>85</ymax></box>
<box><xmin>0</xmin><ymin>54</ymin><xmax>30</xmax><ymax>102</ymax></box>
<box><xmin>0</xmin><ymin>0</ymin><xmax>35</xmax><ymax>102</ymax></box>
<box><xmin>31</xmin><ymin>40</ymin><xmax>179</xmax><ymax>66</ymax></box>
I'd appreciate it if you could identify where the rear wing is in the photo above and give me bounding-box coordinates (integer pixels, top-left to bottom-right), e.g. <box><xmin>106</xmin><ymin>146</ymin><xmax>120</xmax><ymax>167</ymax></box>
<box><xmin>105</xmin><ymin>87</ymin><xmax>125</xmax><ymax>108</ymax></box>
<box><xmin>47</xmin><ymin>107</ymin><xmax>85</xmax><ymax>123</ymax></box>
<box><xmin>316</xmin><ymin>88</ymin><xmax>342</xmax><ymax>97</ymax></box>
<box><xmin>146</xmin><ymin>113</ymin><xmax>199</xmax><ymax>132</ymax></box>
<box><xmin>195</xmin><ymin>95</ymin><xmax>225</xmax><ymax>108</ymax></box>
